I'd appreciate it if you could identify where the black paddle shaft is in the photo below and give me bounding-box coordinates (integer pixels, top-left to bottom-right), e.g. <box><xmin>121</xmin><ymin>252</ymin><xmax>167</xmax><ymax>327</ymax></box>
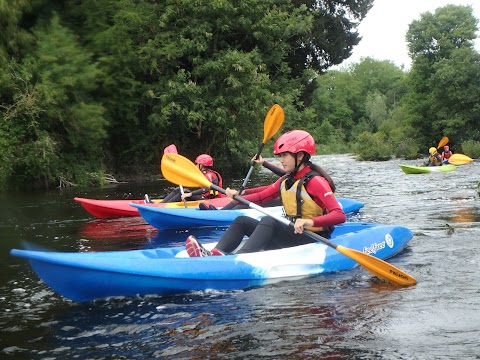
<box><xmin>238</xmin><ymin>143</ymin><xmax>266</xmax><ymax>193</ymax></box>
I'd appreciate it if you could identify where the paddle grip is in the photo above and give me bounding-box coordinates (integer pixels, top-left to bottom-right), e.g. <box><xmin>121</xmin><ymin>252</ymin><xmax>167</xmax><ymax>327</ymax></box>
<box><xmin>238</xmin><ymin>143</ymin><xmax>266</xmax><ymax>193</ymax></box>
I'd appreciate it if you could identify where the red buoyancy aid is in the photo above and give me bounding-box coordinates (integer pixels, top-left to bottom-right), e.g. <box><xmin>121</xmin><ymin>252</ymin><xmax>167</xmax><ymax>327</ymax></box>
<box><xmin>201</xmin><ymin>169</ymin><xmax>224</xmax><ymax>198</ymax></box>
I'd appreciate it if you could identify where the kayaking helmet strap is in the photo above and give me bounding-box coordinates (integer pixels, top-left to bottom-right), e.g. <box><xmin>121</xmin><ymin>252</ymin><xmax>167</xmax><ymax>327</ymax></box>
<box><xmin>292</xmin><ymin>152</ymin><xmax>311</xmax><ymax>176</ymax></box>
<box><xmin>292</xmin><ymin>153</ymin><xmax>301</xmax><ymax>175</ymax></box>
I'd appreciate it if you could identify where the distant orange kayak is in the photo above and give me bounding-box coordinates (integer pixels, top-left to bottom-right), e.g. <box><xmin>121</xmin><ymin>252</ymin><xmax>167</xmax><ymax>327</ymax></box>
<box><xmin>74</xmin><ymin>197</ymin><xmax>232</xmax><ymax>219</ymax></box>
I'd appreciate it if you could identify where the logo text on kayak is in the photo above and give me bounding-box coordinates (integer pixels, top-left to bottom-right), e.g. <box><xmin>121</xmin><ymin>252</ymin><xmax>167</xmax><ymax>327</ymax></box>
<box><xmin>363</xmin><ymin>234</ymin><xmax>394</xmax><ymax>255</ymax></box>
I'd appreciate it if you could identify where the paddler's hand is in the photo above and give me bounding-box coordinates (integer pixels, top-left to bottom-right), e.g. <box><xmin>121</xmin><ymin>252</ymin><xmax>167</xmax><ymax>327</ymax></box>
<box><xmin>293</xmin><ymin>218</ymin><xmax>314</xmax><ymax>234</ymax></box>
<box><xmin>251</xmin><ymin>155</ymin><xmax>264</xmax><ymax>165</ymax></box>
<box><xmin>181</xmin><ymin>192</ymin><xmax>192</xmax><ymax>200</ymax></box>
<box><xmin>225</xmin><ymin>187</ymin><xmax>239</xmax><ymax>202</ymax></box>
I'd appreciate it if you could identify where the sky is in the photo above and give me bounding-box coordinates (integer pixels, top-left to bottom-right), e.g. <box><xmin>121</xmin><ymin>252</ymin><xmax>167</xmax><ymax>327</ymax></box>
<box><xmin>336</xmin><ymin>0</ymin><xmax>480</xmax><ymax>70</ymax></box>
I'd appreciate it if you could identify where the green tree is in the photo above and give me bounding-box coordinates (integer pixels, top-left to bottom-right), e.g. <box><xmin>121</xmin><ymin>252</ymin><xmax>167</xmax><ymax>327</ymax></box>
<box><xmin>407</xmin><ymin>5</ymin><xmax>477</xmax><ymax>62</ymax></box>
<box><xmin>404</xmin><ymin>4</ymin><xmax>480</xmax><ymax>146</ymax></box>
<box><xmin>312</xmin><ymin>70</ymin><xmax>358</xmax><ymax>137</ymax></box>
<box><xmin>65</xmin><ymin>0</ymin><xmax>374</xmax><ymax>175</ymax></box>
<box><xmin>351</xmin><ymin>58</ymin><xmax>406</xmax><ymax>109</ymax></box>
<box><xmin>0</xmin><ymin>0</ymin><xmax>37</xmax><ymax>59</ymax></box>
<box><xmin>364</xmin><ymin>91</ymin><xmax>388</xmax><ymax>132</ymax></box>
<box><xmin>2</xmin><ymin>0</ymin><xmax>377</xmax><ymax>189</ymax></box>
<box><xmin>1</xmin><ymin>14</ymin><xmax>107</xmax><ymax>188</ymax></box>
<box><xmin>286</xmin><ymin>0</ymin><xmax>373</xmax><ymax>75</ymax></box>
<box><xmin>429</xmin><ymin>48</ymin><xmax>480</xmax><ymax>142</ymax></box>
<box><xmin>312</xmin><ymin>58</ymin><xmax>405</xmax><ymax>144</ymax></box>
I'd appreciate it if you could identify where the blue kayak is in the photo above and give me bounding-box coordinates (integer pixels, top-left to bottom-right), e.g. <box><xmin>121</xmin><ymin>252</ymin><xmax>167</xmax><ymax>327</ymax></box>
<box><xmin>132</xmin><ymin>197</ymin><xmax>364</xmax><ymax>230</ymax></box>
<box><xmin>10</xmin><ymin>222</ymin><xmax>412</xmax><ymax>302</ymax></box>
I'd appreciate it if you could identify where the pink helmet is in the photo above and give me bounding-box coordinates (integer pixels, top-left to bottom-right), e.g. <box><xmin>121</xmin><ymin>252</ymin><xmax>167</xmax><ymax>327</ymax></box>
<box><xmin>195</xmin><ymin>154</ymin><xmax>213</xmax><ymax>166</ymax></box>
<box><xmin>273</xmin><ymin>130</ymin><xmax>316</xmax><ymax>155</ymax></box>
<box><xmin>444</xmin><ymin>145</ymin><xmax>449</xmax><ymax>151</ymax></box>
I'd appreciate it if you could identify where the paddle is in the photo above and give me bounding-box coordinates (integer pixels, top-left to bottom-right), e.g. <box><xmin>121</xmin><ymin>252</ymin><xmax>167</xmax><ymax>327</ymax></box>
<box><xmin>161</xmin><ymin>153</ymin><xmax>417</xmax><ymax>286</ymax></box>
<box><xmin>447</xmin><ymin>154</ymin><xmax>474</xmax><ymax>165</ymax></box>
<box><xmin>163</xmin><ymin>144</ymin><xmax>188</xmax><ymax>208</ymax></box>
<box><xmin>437</xmin><ymin>136</ymin><xmax>449</xmax><ymax>150</ymax></box>
<box><xmin>238</xmin><ymin>104</ymin><xmax>285</xmax><ymax>193</ymax></box>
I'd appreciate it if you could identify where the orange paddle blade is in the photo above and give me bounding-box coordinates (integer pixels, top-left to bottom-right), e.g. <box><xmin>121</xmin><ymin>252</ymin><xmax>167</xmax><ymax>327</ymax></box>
<box><xmin>262</xmin><ymin>104</ymin><xmax>285</xmax><ymax>143</ymax></box>
<box><xmin>437</xmin><ymin>136</ymin><xmax>449</xmax><ymax>149</ymax></box>
<box><xmin>337</xmin><ymin>245</ymin><xmax>417</xmax><ymax>286</ymax></box>
<box><xmin>161</xmin><ymin>153</ymin><xmax>211</xmax><ymax>188</ymax></box>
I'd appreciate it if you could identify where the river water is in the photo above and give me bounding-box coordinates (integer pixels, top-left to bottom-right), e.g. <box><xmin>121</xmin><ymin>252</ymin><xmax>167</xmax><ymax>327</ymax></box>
<box><xmin>1</xmin><ymin>154</ymin><xmax>479</xmax><ymax>359</ymax></box>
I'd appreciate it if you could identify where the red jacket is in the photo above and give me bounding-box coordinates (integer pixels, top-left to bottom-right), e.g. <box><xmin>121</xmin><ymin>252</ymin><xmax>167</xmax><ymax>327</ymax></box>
<box><xmin>241</xmin><ymin>165</ymin><xmax>346</xmax><ymax>228</ymax></box>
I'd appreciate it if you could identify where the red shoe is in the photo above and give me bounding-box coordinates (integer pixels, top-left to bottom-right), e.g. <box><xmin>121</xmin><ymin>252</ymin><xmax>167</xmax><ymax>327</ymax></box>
<box><xmin>210</xmin><ymin>248</ymin><xmax>225</xmax><ymax>256</ymax></box>
<box><xmin>186</xmin><ymin>236</ymin><xmax>211</xmax><ymax>257</ymax></box>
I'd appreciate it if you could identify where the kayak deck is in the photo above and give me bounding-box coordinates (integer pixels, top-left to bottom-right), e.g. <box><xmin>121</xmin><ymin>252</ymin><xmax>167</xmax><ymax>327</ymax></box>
<box><xmin>10</xmin><ymin>222</ymin><xmax>413</xmax><ymax>302</ymax></box>
<box><xmin>132</xmin><ymin>198</ymin><xmax>364</xmax><ymax>230</ymax></box>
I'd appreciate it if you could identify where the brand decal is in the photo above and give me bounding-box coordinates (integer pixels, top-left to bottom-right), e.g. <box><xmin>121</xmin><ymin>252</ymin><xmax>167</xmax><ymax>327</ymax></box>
<box><xmin>363</xmin><ymin>234</ymin><xmax>394</xmax><ymax>254</ymax></box>
<box><xmin>363</xmin><ymin>241</ymin><xmax>385</xmax><ymax>254</ymax></box>
<box><xmin>389</xmin><ymin>268</ymin><xmax>410</xmax><ymax>280</ymax></box>
<box><xmin>385</xmin><ymin>234</ymin><xmax>394</xmax><ymax>248</ymax></box>
<box><xmin>165</xmin><ymin>154</ymin><xmax>176</xmax><ymax>163</ymax></box>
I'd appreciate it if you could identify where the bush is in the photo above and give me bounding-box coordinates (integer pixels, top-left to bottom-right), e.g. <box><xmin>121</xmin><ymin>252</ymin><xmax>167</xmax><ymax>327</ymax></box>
<box><xmin>311</xmin><ymin>118</ymin><xmax>351</xmax><ymax>154</ymax></box>
<box><xmin>353</xmin><ymin>132</ymin><xmax>393</xmax><ymax>161</ymax></box>
<box><xmin>394</xmin><ymin>137</ymin><xmax>420</xmax><ymax>160</ymax></box>
<box><xmin>460</xmin><ymin>140</ymin><xmax>480</xmax><ymax>158</ymax></box>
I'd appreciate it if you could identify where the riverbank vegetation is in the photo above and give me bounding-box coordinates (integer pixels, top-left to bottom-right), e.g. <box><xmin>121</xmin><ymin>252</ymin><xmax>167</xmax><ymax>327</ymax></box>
<box><xmin>1</xmin><ymin>1</ymin><xmax>479</xmax><ymax>190</ymax></box>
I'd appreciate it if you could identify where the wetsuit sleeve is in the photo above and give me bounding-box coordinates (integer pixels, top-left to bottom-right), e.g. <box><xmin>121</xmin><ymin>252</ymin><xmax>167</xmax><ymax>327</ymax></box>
<box><xmin>242</xmin><ymin>184</ymin><xmax>271</xmax><ymax>195</ymax></box>
<box><xmin>305</xmin><ymin>177</ymin><xmax>346</xmax><ymax>228</ymax></box>
<box><xmin>241</xmin><ymin>178</ymin><xmax>281</xmax><ymax>204</ymax></box>
<box><xmin>190</xmin><ymin>187</ymin><xmax>210</xmax><ymax>196</ymax></box>
<box><xmin>262</xmin><ymin>161</ymin><xmax>286</xmax><ymax>177</ymax></box>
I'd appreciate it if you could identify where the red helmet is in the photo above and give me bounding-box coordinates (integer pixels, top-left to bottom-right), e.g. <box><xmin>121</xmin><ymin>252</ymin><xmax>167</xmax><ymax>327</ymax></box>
<box><xmin>444</xmin><ymin>145</ymin><xmax>449</xmax><ymax>151</ymax></box>
<box><xmin>273</xmin><ymin>130</ymin><xmax>316</xmax><ymax>155</ymax></box>
<box><xmin>195</xmin><ymin>154</ymin><xmax>213</xmax><ymax>167</ymax></box>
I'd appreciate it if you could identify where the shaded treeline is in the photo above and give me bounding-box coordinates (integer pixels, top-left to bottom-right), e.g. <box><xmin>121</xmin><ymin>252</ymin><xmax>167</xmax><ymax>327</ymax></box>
<box><xmin>1</xmin><ymin>1</ymin><xmax>479</xmax><ymax>190</ymax></box>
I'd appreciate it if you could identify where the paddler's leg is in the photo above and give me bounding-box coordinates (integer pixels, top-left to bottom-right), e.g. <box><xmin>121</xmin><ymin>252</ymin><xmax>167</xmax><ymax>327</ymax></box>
<box><xmin>236</xmin><ymin>217</ymin><xmax>316</xmax><ymax>253</ymax></box>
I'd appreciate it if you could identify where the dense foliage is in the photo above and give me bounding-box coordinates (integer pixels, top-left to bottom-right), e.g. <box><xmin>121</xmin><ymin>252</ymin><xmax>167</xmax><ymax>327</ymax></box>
<box><xmin>1</xmin><ymin>1</ymin><xmax>479</xmax><ymax>190</ymax></box>
<box><xmin>315</xmin><ymin>4</ymin><xmax>480</xmax><ymax>161</ymax></box>
<box><xmin>404</xmin><ymin>5</ymin><xmax>480</xmax><ymax>150</ymax></box>
<box><xmin>0</xmin><ymin>0</ymin><xmax>372</xmax><ymax>189</ymax></box>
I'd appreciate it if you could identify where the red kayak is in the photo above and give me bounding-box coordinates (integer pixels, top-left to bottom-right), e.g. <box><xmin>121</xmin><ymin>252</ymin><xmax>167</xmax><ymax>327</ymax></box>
<box><xmin>74</xmin><ymin>197</ymin><xmax>232</xmax><ymax>219</ymax></box>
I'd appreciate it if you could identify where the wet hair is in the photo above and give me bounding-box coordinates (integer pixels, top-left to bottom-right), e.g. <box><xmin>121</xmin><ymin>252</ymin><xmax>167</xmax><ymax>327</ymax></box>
<box><xmin>298</xmin><ymin>153</ymin><xmax>336</xmax><ymax>192</ymax></box>
<box><xmin>306</xmin><ymin>161</ymin><xmax>336</xmax><ymax>193</ymax></box>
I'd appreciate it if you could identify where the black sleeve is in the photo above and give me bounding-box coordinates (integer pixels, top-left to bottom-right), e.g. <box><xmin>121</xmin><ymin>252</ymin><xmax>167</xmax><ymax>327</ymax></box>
<box><xmin>190</xmin><ymin>187</ymin><xmax>209</xmax><ymax>196</ymax></box>
<box><xmin>262</xmin><ymin>161</ymin><xmax>286</xmax><ymax>177</ymax></box>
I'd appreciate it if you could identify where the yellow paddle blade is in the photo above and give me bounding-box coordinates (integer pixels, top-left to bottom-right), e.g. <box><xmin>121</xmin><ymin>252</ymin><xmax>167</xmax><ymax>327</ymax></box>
<box><xmin>161</xmin><ymin>153</ymin><xmax>213</xmax><ymax>188</ymax></box>
<box><xmin>262</xmin><ymin>104</ymin><xmax>285</xmax><ymax>143</ymax></box>
<box><xmin>336</xmin><ymin>245</ymin><xmax>417</xmax><ymax>286</ymax></box>
<box><xmin>437</xmin><ymin>136</ymin><xmax>449</xmax><ymax>149</ymax></box>
<box><xmin>448</xmin><ymin>153</ymin><xmax>473</xmax><ymax>165</ymax></box>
